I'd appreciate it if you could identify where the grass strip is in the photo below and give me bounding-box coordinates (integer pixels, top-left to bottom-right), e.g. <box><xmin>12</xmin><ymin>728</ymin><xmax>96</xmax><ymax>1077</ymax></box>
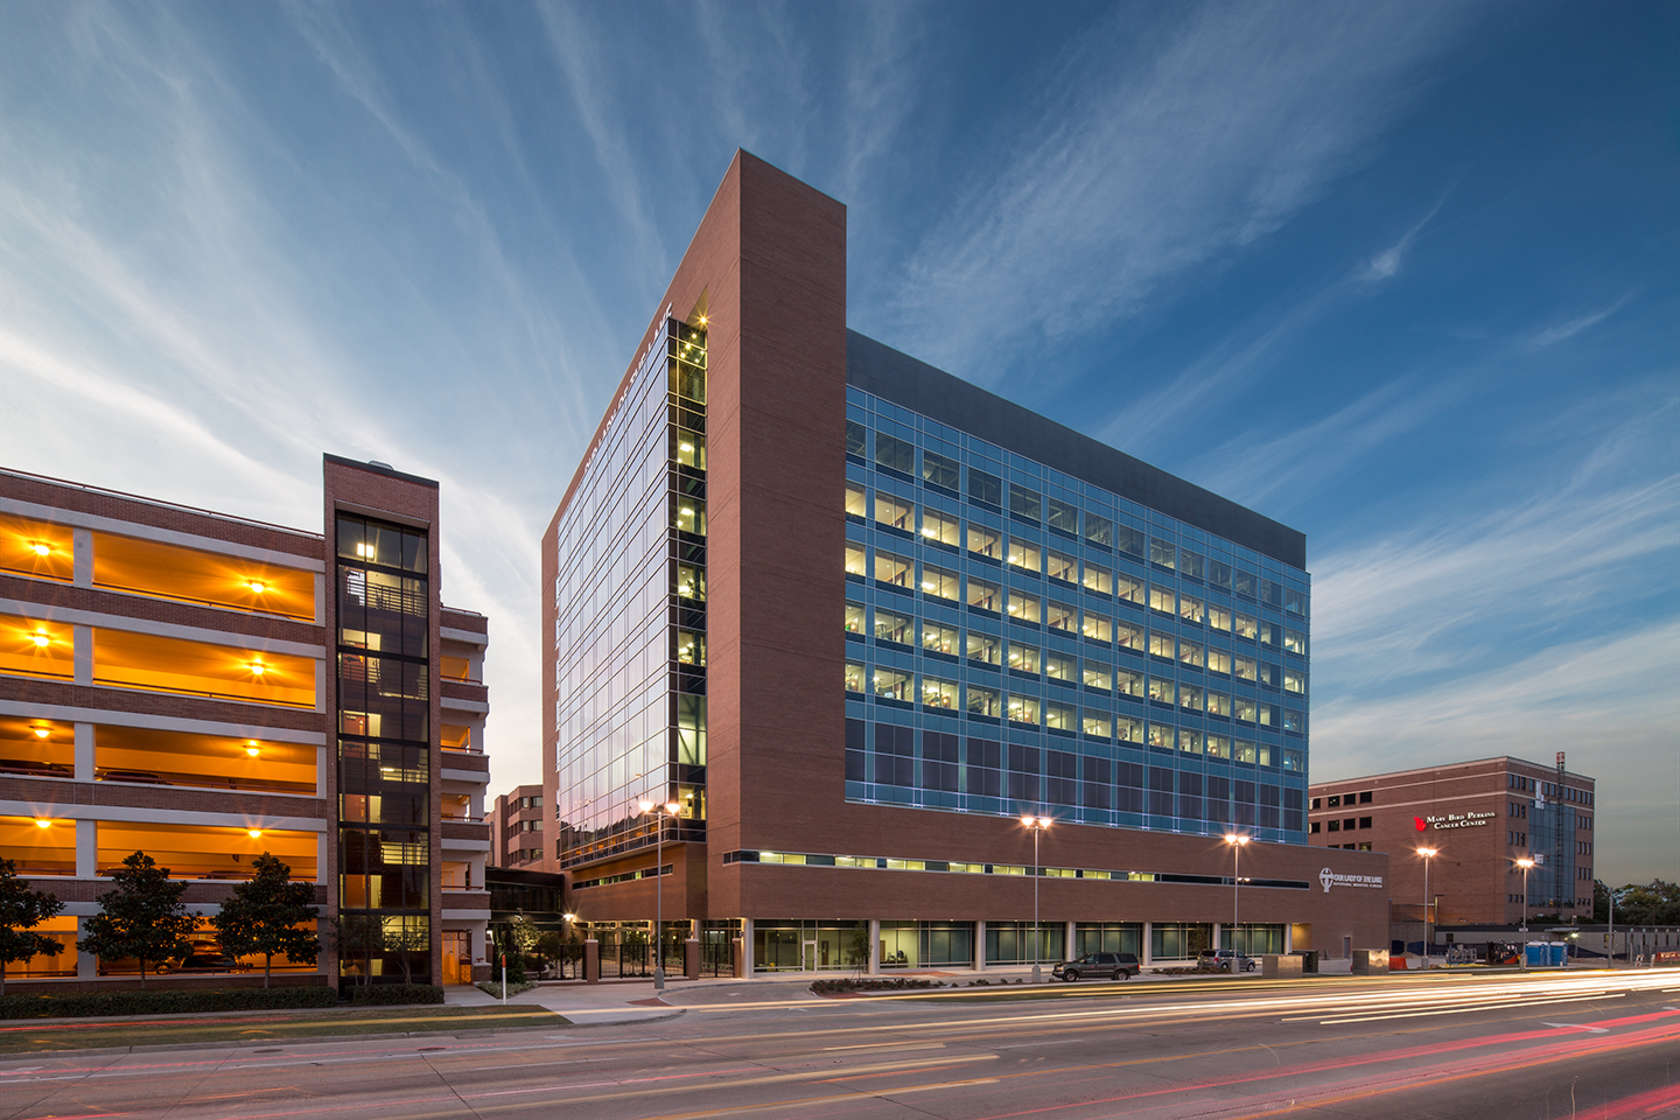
<box><xmin>0</xmin><ymin>1005</ymin><xmax>567</xmax><ymax>1054</ymax></box>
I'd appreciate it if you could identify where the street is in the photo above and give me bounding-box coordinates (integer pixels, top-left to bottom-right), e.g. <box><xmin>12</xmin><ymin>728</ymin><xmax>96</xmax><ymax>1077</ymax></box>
<box><xmin>4</xmin><ymin>969</ymin><xmax>1679</xmax><ymax>1119</ymax></box>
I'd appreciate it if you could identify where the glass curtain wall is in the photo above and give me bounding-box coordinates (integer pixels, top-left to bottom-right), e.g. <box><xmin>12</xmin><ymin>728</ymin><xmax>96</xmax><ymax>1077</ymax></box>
<box><xmin>335</xmin><ymin>514</ymin><xmax>432</xmax><ymax>985</ymax></box>
<box><xmin>843</xmin><ymin>389</ymin><xmax>1311</xmax><ymax>845</ymax></box>
<box><xmin>554</xmin><ymin>318</ymin><xmax>709</xmax><ymax>868</ymax></box>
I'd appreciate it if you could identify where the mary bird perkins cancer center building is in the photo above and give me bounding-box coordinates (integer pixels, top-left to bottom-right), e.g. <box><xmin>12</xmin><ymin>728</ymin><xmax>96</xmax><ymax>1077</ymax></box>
<box><xmin>544</xmin><ymin>151</ymin><xmax>1389</xmax><ymax>975</ymax></box>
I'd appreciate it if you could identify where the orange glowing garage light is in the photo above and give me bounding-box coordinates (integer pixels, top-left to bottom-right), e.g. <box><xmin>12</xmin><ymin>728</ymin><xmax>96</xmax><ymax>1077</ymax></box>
<box><xmin>244</xmin><ymin>740</ymin><xmax>261</xmax><ymax>757</ymax></box>
<box><xmin>32</xmin><ymin>725</ymin><xmax>51</xmax><ymax>739</ymax></box>
<box><xmin>30</xmin><ymin>631</ymin><xmax>50</xmax><ymax>648</ymax></box>
<box><xmin>29</xmin><ymin>541</ymin><xmax>52</xmax><ymax>557</ymax></box>
<box><xmin>35</xmin><ymin>818</ymin><xmax>52</xmax><ymax>829</ymax></box>
<box><xmin>246</xmin><ymin>580</ymin><xmax>267</xmax><ymax>594</ymax></box>
<box><xmin>248</xmin><ymin>659</ymin><xmax>266</xmax><ymax>677</ymax></box>
<box><xmin>247</xmin><ymin>828</ymin><xmax>263</xmax><ymax>839</ymax></box>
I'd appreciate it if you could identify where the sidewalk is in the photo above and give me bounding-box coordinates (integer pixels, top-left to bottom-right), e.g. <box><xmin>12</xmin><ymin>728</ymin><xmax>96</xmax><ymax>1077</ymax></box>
<box><xmin>446</xmin><ymin>962</ymin><xmax>1290</xmax><ymax>1021</ymax></box>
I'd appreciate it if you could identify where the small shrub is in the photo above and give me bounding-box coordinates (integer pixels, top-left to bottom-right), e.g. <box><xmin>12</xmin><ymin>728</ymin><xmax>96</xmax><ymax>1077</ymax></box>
<box><xmin>348</xmin><ymin>983</ymin><xmax>444</xmax><ymax>1005</ymax></box>
<box><xmin>809</xmin><ymin>977</ymin><xmax>942</xmax><ymax>995</ymax></box>
<box><xmin>475</xmin><ymin>980</ymin><xmax>537</xmax><ymax>998</ymax></box>
<box><xmin>0</xmin><ymin>985</ymin><xmax>337</xmax><ymax>1020</ymax></box>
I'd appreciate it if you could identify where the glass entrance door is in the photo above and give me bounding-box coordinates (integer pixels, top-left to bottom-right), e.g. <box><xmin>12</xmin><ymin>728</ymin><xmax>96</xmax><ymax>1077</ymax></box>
<box><xmin>802</xmin><ymin>940</ymin><xmax>817</xmax><ymax>971</ymax></box>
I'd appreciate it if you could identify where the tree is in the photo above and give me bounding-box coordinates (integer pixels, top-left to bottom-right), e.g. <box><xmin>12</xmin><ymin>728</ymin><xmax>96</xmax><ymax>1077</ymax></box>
<box><xmin>329</xmin><ymin>912</ymin><xmax>384</xmax><ymax>988</ymax></box>
<box><xmin>384</xmin><ymin>921</ymin><xmax>429</xmax><ymax>985</ymax></box>
<box><xmin>76</xmin><ymin>851</ymin><xmax>195</xmax><ymax>987</ymax></box>
<box><xmin>1615</xmin><ymin>880</ymin><xmax>1680</xmax><ymax>926</ymax></box>
<box><xmin>1593</xmin><ymin>879</ymin><xmax>1612</xmax><ymax>923</ymax></box>
<box><xmin>0</xmin><ymin>858</ymin><xmax>65</xmax><ymax>996</ymax></box>
<box><xmin>844</xmin><ymin>927</ymin><xmax>870</xmax><ymax>979</ymax></box>
<box><xmin>212</xmin><ymin>853</ymin><xmax>320</xmax><ymax>988</ymax></box>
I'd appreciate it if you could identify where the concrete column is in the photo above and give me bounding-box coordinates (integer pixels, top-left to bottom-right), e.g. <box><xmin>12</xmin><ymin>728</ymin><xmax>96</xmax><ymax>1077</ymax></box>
<box><xmin>1065</xmin><ymin>920</ymin><xmax>1078</xmax><ymax>960</ymax></box>
<box><xmin>314</xmin><ymin>659</ymin><xmax>327</xmax><ymax>713</ymax></box>
<box><xmin>1141</xmin><ymin>921</ymin><xmax>1153</xmax><ymax>968</ymax></box>
<box><xmin>1213</xmin><ymin>922</ymin><xmax>1223</xmax><ymax>953</ymax></box>
<box><xmin>1283</xmin><ymin>924</ymin><xmax>1294</xmax><ymax>953</ymax></box>
<box><xmin>316</xmin><ymin>833</ymin><xmax>329</xmax><ymax>883</ymax></box>
<box><xmin>317</xmin><ymin>746</ymin><xmax>328</xmax><ymax>796</ymax></box>
<box><xmin>867</xmin><ymin>918</ymin><xmax>881</xmax><ymax>975</ymax></box>
<box><xmin>470</xmin><ymin>924</ymin><xmax>487</xmax><ymax>967</ymax></box>
<box><xmin>72</xmin><ymin>529</ymin><xmax>94</xmax><ymax>587</ymax></box>
<box><xmin>741</xmin><ymin>918</ymin><xmax>754</xmax><ymax>975</ymax></box>
<box><xmin>73</xmin><ymin>722</ymin><xmax>95</xmax><ymax>781</ymax></box>
<box><xmin>76</xmin><ymin>819</ymin><xmax>96</xmax><ymax>878</ymax></box>
<box><xmin>73</xmin><ymin>625</ymin><xmax>93</xmax><ymax>685</ymax></box>
<box><xmin>313</xmin><ymin>572</ymin><xmax>327</xmax><ymax>626</ymax></box>
<box><xmin>76</xmin><ymin>918</ymin><xmax>96</xmax><ymax>980</ymax></box>
<box><xmin>974</xmin><ymin>920</ymin><xmax>987</xmax><ymax>971</ymax></box>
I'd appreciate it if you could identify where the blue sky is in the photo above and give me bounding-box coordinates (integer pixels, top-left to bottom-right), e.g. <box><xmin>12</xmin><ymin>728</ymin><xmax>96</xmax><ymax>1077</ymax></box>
<box><xmin>2</xmin><ymin>2</ymin><xmax>1675</xmax><ymax>882</ymax></box>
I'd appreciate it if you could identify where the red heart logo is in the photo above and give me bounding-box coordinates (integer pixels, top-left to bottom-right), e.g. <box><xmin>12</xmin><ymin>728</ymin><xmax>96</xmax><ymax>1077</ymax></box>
<box><xmin>1414</xmin><ymin>817</ymin><xmax>1427</xmax><ymax>831</ymax></box>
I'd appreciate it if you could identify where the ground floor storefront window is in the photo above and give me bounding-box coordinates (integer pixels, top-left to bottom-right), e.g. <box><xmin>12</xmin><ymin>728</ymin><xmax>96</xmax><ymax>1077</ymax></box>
<box><xmin>984</xmin><ymin>921</ymin><xmax>1064</xmax><ymax>966</ymax></box>
<box><xmin>1220</xmin><ymin>923</ymin><xmax>1285</xmax><ymax>955</ymax></box>
<box><xmin>1075</xmin><ymin>922</ymin><xmax>1142</xmax><ymax>958</ymax></box>
<box><xmin>1150</xmin><ymin>922</ymin><xmax>1213</xmax><ymax>961</ymax></box>
<box><xmin>879</xmin><ymin>921</ymin><xmax>974</xmax><ymax>968</ymax></box>
<box><xmin>753</xmin><ymin>920</ymin><xmax>865</xmax><ymax>972</ymax></box>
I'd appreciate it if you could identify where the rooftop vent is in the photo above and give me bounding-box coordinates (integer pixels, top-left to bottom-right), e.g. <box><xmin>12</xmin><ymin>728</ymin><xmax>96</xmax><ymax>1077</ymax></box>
<box><xmin>368</xmin><ymin>460</ymin><xmax>394</xmax><ymax>470</ymax></box>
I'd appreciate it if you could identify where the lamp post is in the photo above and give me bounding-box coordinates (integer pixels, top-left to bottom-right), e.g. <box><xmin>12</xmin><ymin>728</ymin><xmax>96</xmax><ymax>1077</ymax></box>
<box><xmin>1020</xmin><ymin>815</ymin><xmax>1051</xmax><ymax>983</ymax></box>
<box><xmin>1516</xmin><ymin>856</ymin><xmax>1535</xmax><ymax>969</ymax></box>
<box><xmin>1417</xmin><ymin>846</ymin><xmax>1438</xmax><ymax>966</ymax></box>
<box><xmin>1223</xmin><ymin>833</ymin><xmax>1251</xmax><ymax>965</ymax></box>
<box><xmin>639</xmin><ymin>798</ymin><xmax>681</xmax><ymax>991</ymax></box>
<box><xmin>1608</xmin><ymin>889</ymin><xmax>1616</xmax><ymax>969</ymax></box>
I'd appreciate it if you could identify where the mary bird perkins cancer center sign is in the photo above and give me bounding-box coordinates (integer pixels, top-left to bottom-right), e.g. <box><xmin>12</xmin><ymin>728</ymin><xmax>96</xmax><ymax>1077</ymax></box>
<box><xmin>1412</xmin><ymin>809</ymin><xmax>1495</xmax><ymax>832</ymax></box>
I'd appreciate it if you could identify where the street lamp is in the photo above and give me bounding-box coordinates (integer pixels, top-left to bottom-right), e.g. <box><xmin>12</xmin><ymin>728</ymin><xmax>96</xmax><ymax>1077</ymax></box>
<box><xmin>1417</xmin><ymin>846</ymin><xmax>1438</xmax><ymax>966</ymax></box>
<box><xmin>1020</xmin><ymin>815</ymin><xmax>1051</xmax><ymax>983</ymax></box>
<box><xmin>1515</xmin><ymin>857</ymin><xmax>1534</xmax><ymax>933</ymax></box>
<box><xmin>639</xmin><ymin>798</ymin><xmax>681</xmax><ymax>991</ymax></box>
<box><xmin>1223</xmin><ymin>833</ymin><xmax>1251</xmax><ymax>965</ymax></box>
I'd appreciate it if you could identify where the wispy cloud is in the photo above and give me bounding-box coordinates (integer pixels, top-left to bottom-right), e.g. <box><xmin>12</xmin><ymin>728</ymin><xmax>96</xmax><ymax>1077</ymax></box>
<box><xmin>1188</xmin><ymin>374</ymin><xmax>1462</xmax><ymax>509</ymax></box>
<box><xmin>1526</xmin><ymin>293</ymin><xmax>1635</xmax><ymax>349</ymax></box>
<box><xmin>864</xmin><ymin>0</ymin><xmax>1479</xmax><ymax>381</ymax></box>
<box><xmin>1363</xmin><ymin>193</ymin><xmax>1448</xmax><ymax>281</ymax></box>
<box><xmin>1312</xmin><ymin>470</ymin><xmax>1679</xmax><ymax>688</ymax></box>
<box><xmin>535</xmin><ymin>1</ymin><xmax>667</xmax><ymax>273</ymax></box>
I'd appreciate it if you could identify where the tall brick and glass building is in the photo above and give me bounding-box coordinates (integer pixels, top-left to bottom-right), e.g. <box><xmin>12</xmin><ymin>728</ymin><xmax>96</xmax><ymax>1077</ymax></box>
<box><xmin>0</xmin><ymin>457</ymin><xmax>492</xmax><ymax>989</ymax></box>
<box><xmin>544</xmin><ymin>152</ymin><xmax>1388</xmax><ymax>973</ymax></box>
<box><xmin>1310</xmin><ymin>756</ymin><xmax>1597</xmax><ymax>935</ymax></box>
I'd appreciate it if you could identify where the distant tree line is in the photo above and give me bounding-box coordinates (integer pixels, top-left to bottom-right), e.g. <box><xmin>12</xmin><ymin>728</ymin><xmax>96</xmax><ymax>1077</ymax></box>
<box><xmin>1594</xmin><ymin>879</ymin><xmax>1680</xmax><ymax>925</ymax></box>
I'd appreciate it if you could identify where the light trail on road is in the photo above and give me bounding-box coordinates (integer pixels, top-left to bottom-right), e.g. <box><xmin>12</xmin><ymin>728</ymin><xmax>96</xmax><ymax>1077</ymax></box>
<box><xmin>3</xmin><ymin>969</ymin><xmax>1677</xmax><ymax>1120</ymax></box>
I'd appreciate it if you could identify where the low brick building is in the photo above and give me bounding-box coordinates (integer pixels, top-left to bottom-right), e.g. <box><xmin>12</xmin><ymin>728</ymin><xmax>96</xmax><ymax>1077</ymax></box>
<box><xmin>1310</xmin><ymin>756</ymin><xmax>1596</xmax><ymax>944</ymax></box>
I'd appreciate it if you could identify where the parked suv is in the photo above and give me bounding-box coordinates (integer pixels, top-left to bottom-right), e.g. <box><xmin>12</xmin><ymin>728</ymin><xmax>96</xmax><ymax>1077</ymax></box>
<box><xmin>1052</xmin><ymin>952</ymin><xmax>1140</xmax><ymax>982</ymax></box>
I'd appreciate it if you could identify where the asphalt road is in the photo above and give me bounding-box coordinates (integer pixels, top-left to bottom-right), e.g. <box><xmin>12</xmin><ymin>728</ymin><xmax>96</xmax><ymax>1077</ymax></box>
<box><xmin>5</xmin><ymin>969</ymin><xmax>1679</xmax><ymax>1120</ymax></box>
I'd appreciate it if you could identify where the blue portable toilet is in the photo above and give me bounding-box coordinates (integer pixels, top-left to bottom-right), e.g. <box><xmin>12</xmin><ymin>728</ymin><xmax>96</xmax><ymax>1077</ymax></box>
<box><xmin>1548</xmin><ymin>942</ymin><xmax>1567</xmax><ymax>967</ymax></box>
<box><xmin>1525</xmin><ymin>942</ymin><xmax>1547</xmax><ymax>967</ymax></box>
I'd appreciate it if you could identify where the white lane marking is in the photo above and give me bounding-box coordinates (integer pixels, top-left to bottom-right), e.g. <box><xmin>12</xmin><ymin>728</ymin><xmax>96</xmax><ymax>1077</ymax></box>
<box><xmin>1541</xmin><ymin>1022</ymin><xmax>1608</xmax><ymax>1033</ymax></box>
<box><xmin>1308</xmin><ymin>992</ymin><xmax>1621</xmax><ymax>1025</ymax></box>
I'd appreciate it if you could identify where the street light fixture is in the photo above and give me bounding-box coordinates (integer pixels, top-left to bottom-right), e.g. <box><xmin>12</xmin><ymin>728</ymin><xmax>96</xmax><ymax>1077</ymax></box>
<box><xmin>1417</xmin><ymin>846</ymin><xmax>1439</xmax><ymax>966</ymax></box>
<box><xmin>1515</xmin><ymin>856</ymin><xmax>1535</xmax><ymax>968</ymax></box>
<box><xmin>1020</xmin><ymin>815</ymin><xmax>1051</xmax><ymax>983</ymax></box>
<box><xmin>1223</xmin><ymin>833</ymin><xmax>1251</xmax><ymax>965</ymax></box>
<box><xmin>639</xmin><ymin>798</ymin><xmax>681</xmax><ymax>991</ymax></box>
